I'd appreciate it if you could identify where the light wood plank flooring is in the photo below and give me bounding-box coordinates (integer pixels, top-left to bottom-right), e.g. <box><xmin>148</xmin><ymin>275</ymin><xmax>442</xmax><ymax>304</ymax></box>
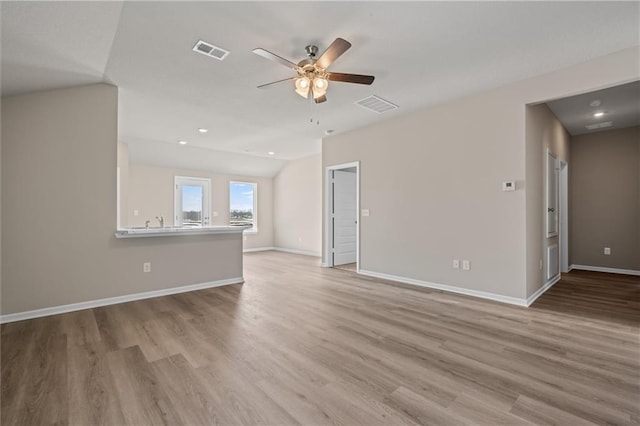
<box><xmin>2</xmin><ymin>251</ymin><xmax>639</xmax><ymax>425</ymax></box>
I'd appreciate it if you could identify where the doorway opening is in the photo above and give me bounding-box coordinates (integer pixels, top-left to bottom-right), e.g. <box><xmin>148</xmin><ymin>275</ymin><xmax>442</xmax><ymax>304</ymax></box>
<box><xmin>324</xmin><ymin>162</ymin><xmax>359</xmax><ymax>271</ymax></box>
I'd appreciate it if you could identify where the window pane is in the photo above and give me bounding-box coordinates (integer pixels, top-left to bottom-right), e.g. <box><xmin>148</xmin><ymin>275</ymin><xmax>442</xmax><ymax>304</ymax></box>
<box><xmin>230</xmin><ymin>182</ymin><xmax>255</xmax><ymax>228</ymax></box>
<box><xmin>182</xmin><ymin>185</ymin><xmax>203</xmax><ymax>227</ymax></box>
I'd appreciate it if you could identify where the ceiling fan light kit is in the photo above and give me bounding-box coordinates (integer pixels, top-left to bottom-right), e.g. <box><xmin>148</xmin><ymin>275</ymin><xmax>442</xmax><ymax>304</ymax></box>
<box><xmin>253</xmin><ymin>37</ymin><xmax>375</xmax><ymax>104</ymax></box>
<box><xmin>294</xmin><ymin>74</ymin><xmax>328</xmax><ymax>99</ymax></box>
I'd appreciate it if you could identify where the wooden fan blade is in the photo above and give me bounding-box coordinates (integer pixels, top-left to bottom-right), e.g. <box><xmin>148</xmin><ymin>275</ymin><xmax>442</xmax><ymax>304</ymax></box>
<box><xmin>252</xmin><ymin>48</ymin><xmax>300</xmax><ymax>71</ymax></box>
<box><xmin>328</xmin><ymin>73</ymin><xmax>375</xmax><ymax>85</ymax></box>
<box><xmin>315</xmin><ymin>38</ymin><xmax>351</xmax><ymax>69</ymax></box>
<box><xmin>257</xmin><ymin>76</ymin><xmax>295</xmax><ymax>89</ymax></box>
<box><xmin>314</xmin><ymin>95</ymin><xmax>327</xmax><ymax>104</ymax></box>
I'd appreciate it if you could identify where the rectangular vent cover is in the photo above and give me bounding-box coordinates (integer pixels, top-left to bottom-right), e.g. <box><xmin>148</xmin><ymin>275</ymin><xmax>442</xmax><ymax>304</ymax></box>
<box><xmin>193</xmin><ymin>40</ymin><xmax>230</xmax><ymax>61</ymax></box>
<box><xmin>585</xmin><ymin>121</ymin><xmax>613</xmax><ymax>130</ymax></box>
<box><xmin>355</xmin><ymin>95</ymin><xmax>398</xmax><ymax>113</ymax></box>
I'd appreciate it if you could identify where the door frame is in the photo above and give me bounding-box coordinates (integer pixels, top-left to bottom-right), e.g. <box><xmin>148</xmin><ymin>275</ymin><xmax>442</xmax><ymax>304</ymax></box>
<box><xmin>546</xmin><ymin>150</ymin><xmax>559</xmax><ymax>238</ymax></box>
<box><xmin>323</xmin><ymin>161</ymin><xmax>360</xmax><ymax>271</ymax></box>
<box><xmin>559</xmin><ymin>160</ymin><xmax>569</xmax><ymax>273</ymax></box>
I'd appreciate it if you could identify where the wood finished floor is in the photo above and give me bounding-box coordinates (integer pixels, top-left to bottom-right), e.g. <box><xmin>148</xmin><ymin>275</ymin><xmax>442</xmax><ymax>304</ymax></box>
<box><xmin>2</xmin><ymin>251</ymin><xmax>639</xmax><ymax>425</ymax></box>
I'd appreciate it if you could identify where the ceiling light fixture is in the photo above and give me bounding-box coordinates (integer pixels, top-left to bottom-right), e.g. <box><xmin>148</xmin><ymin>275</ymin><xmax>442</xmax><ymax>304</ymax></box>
<box><xmin>253</xmin><ymin>39</ymin><xmax>375</xmax><ymax>105</ymax></box>
<box><xmin>295</xmin><ymin>77</ymin><xmax>310</xmax><ymax>98</ymax></box>
<box><xmin>178</xmin><ymin>140</ymin><xmax>188</xmax><ymax>145</ymax></box>
<box><xmin>294</xmin><ymin>73</ymin><xmax>329</xmax><ymax>100</ymax></box>
<box><xmin>198</xmin><ymin>128</ymin><xmax>208</xmax><ymax>133</ymax></box>
<box><xmin>267</xmin><ymin>151</ymin><xmax>275</xmax><ymax>156</ymax></box>
<box><xmin>594</xmin><ymin>112</ymin><xmax>604</xmax><ymax>117</ymax></box>
<box><xmin>312</xmin><ymin>76</ymin><xmax>328</xmax><ymax>99</ymax></box>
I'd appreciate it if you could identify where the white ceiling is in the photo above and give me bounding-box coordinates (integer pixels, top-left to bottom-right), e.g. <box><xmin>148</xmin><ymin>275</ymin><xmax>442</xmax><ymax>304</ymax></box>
<box><xmin>2</xmin><ymin>1</ymin><xmax>639</xmax><ymax>177</ymax></box>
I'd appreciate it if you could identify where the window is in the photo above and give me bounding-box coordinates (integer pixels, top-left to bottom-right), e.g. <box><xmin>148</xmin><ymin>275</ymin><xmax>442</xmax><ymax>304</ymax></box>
<box><xmin>174</xmin><ymin>176</ymin><xmax>211</xmax><ymax>227</ymax></box>
<box><xmin>229</xmin><ymin>181</ymin><xmax>257</xmax><ymax>232</ymax></box>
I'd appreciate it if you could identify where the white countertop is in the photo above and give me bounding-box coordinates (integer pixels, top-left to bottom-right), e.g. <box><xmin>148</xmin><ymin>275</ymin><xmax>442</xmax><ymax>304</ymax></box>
<box><xmin>115</xmin><ymin>225</ymin><xmax>250</xmax><ymax>239</ymax></box>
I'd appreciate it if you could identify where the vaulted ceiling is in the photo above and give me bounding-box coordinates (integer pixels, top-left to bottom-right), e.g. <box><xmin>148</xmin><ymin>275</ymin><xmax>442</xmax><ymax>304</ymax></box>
<box><xmin>2</xmin><ymin>1</ymin><xmax>639</xmax><ymax>176</ymax></box>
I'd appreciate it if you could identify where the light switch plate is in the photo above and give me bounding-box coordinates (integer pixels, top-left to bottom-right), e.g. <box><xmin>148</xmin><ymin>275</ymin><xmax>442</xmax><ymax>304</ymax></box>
<box><xmin>361</xmin><ymin>209</ymin><xmax>370</xmax><ymax>217</ymax></box>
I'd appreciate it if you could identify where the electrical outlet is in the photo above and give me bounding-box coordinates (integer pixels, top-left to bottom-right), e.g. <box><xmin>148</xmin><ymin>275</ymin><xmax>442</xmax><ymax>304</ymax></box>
<box><xmin>604</xmin><ymin>247</ymin><xmax>611</xmax><ymax>255</ymax></box>
<box><xmin>212</xmin><ymin>211</ymin><xmax>218</xmax><ymax>217</ymax></box>
<box><xmin>462</xmin><ymin>260</ymin><xmax>471</xmax><ymax>271</ymax></box>
<box><xmin>143</xmin><ymin>262</ymin><xmax>151</xmax><ymax>273</ymax></box>
<box><xmin>453</xmin><ymin>259</ymin><xmax>460</xmax><ymax>269</ymax></box>
<box><xmin>133</xmin><ymin>209</ymin><xmax>139</xmax><ymax>216</ymax></box>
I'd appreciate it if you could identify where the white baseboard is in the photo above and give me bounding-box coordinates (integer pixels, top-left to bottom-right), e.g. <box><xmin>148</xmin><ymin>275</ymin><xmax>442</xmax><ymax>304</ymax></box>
<box><xmin>0</xmin><ymin>277</ymin><xmax>244</xmax><ymax>324</ymax></box>
<box><xmin>358</xmin><ymin>269</ymin><xmax>528</xmax><ymax>307</ymax></box>
<box><xmin>273</xmin><ymin>247</ymin><xmax>321</xmax><ymax>257</ymax></box>
<box><xmin>243</xmin><ymin>246</ymin><xmax>275</xmax><ymax>253</ymax></box>
<box><xmin>570</xmin><ymin>264</ymin><xmax>640</xmax><ymax>276</ymax></box>
<box><xmin>243</xmin><ymin>247</ymin><xmax>321</xmax><ymax>257</ymax></box>
<box><xmin>526</xmin><ymin>274</ymin><xmax>561</xmax><ymax>306</ymax></box>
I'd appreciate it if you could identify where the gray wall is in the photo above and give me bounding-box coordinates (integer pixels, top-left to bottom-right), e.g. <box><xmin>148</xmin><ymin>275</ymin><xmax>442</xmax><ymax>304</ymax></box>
<box><xmin>273</xmin><ymin>154</ymin><xmax>322</xmax><ymax>256</ymax></box>
<box><xmin>127</xmin><ymin>163</ymin><xmax>274</xmax><ymax>250</ymax></box>
<box><xmin>525</xmin><ymin>103</ymin><xmax>570</xmax><ymax>296</ymax></box>
<box><xmin>570</xmin><ymin>126</ymin><xmax>639</xmax><ymax>271</ymax></box>
<box><xmin>1</xmin><ymin>84</ymin><xmax>243</xmax><ymax>315</ymax></box>
<box><xmin>324</xmin><ymin>47</ymin><xmax>638</xmax><ymax>302</ymax></box>
<box><xmin>117</xmin><ymin>141</ymin><xmax>129</xmax><ymax>228</ymax></box>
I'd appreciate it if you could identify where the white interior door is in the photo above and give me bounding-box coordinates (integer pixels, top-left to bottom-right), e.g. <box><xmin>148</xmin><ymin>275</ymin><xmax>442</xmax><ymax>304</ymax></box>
<box><xmin>333</xmin><ymin>170</ymin><xmax>357</xmax><ymax>265</ymax></box>
<box><xmin>546</xmin><ymin>151</ymin><xmax>559</xmax><ymax>237</ymax></box>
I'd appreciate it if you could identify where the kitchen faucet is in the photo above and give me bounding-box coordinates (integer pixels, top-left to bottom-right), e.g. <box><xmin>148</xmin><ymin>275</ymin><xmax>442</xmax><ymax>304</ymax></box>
<box><xmin>156</xmin><ymin>216</ymin><xmax>164</xmax><ymax>228</ymax></box>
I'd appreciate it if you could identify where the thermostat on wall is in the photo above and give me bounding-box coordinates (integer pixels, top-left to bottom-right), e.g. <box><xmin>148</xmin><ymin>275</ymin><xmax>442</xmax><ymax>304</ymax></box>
<box><xmin>502</xmin><ymin>181</ymin><xmax>515</xmax><ymax>192</ymax></box>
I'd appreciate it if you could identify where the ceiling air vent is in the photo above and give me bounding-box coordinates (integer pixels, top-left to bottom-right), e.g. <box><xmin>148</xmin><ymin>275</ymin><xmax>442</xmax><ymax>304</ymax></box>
<box><xmin>585</xmin><ymin>121</ymin><xmax>613</xmax><ymax>130</ymax></box>
<box><xmin>193</xmin><ymin>40</ymin><xmax>230</xmax><ymax>61</ymax></box>
<box><xmin>355</xmin><ymin>95</ymin><xmax>398</xmax><ymax>114</ymax></box>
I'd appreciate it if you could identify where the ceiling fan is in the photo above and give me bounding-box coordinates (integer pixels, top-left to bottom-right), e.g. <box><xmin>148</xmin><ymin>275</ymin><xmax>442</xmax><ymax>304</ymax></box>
<box><xmin>252</xmin><ymin>38</ymin><xmax>375</xmax><ymax>103</ymax></box>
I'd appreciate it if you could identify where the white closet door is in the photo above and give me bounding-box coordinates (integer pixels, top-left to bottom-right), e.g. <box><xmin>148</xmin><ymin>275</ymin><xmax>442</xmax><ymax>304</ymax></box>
<box><xmin>333</xmin><ymin>170</ymin><xmax>357</xmax><ymax>265</ymax></box>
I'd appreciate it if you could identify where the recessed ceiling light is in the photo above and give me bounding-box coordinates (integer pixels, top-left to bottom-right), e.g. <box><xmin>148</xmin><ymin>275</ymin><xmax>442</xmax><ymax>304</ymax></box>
<box><xmin>198</xmin><ymin>128</ymin><xmax>208</xmax><ymax>133</ymax></box>
<box><xmin>594</xmin><ymin>112</ymin><xmax>604</xmax><ymax>117</ymax></box>
<box><xmin>268</xmin><ymin>151</ymin><xmax>275</xmax><ymax>156</ymax></box>
<box><xmin>178</xmin><ymin>140</ymin><xmax>188</xmax><ymax>145</ymax></box>
<box><xmin>589</xmin><ymin>100</ymin><xmax>601</xmax><ymax>107</ymax></box>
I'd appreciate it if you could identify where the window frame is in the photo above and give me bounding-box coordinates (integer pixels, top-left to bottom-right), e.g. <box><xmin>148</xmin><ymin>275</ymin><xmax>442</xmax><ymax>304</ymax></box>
<box><xmin>229</xmin><ymin>181</ymin><xmax>258</xmax><ymax>233</ymax></box>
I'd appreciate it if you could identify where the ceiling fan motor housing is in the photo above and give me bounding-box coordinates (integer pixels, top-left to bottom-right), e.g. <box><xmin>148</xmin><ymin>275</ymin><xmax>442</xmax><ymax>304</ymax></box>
<box><xmin>305</xmin><ymin>45</ymin><xmax>319</xmax><ymax>58</ymax></box>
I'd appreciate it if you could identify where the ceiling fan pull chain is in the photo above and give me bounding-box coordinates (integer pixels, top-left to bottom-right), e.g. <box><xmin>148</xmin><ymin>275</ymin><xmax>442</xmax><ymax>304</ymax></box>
<box><xmin>309</xmin><ymin>95</ymin><xmax>314</xmax><ymax>123</ymax></box>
